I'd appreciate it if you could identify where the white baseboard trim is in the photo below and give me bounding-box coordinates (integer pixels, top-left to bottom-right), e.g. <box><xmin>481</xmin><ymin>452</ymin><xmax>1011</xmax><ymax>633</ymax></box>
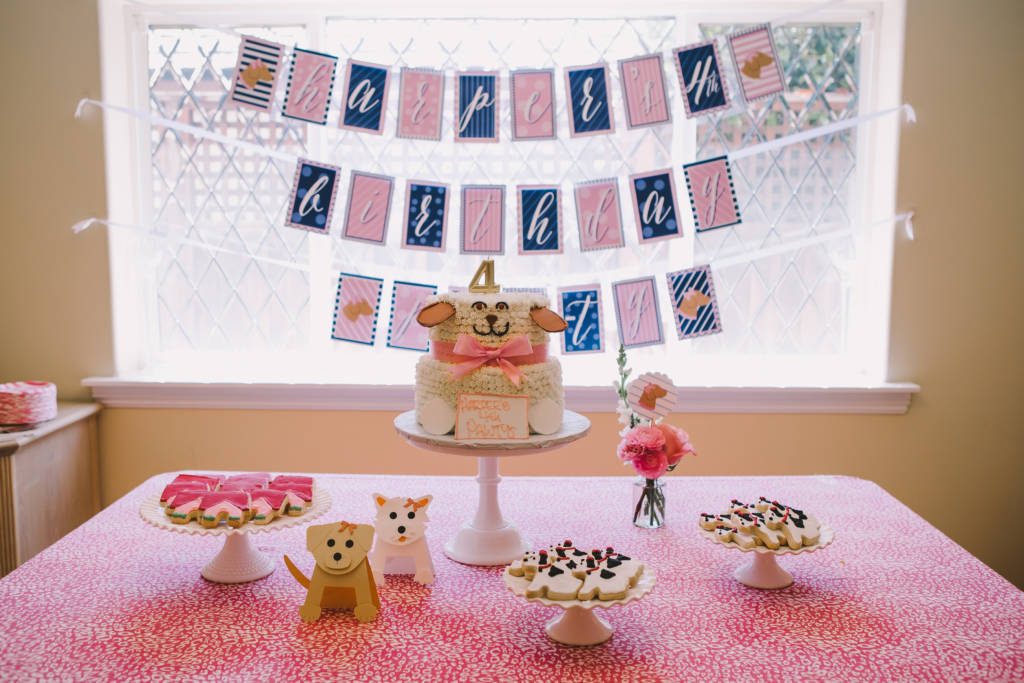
<box><xmin>83</xmin><ymin>378</ymin><xmax>919</xmax><ymax>414</ymax></box>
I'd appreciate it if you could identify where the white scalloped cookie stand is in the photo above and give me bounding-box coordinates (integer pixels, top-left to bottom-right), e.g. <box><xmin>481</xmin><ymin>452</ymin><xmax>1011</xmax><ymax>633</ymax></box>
<box><xmin>503</xmin><ymin>567</ymin><xmax>656</xmax><ymax>646</ymax></box>
<box><xmin>139</xmin><ymin>487</ymin><xmax>332</xmax><ymax>583</ymax></box>
<box><xmin>699</xmin><ymin>524</ymin><xmax>835</xmax><ymax>589</ymax></box>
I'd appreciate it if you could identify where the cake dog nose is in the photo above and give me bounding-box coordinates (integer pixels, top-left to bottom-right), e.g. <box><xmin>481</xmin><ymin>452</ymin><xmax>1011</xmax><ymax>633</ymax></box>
<box><xmin>397</xmin><ymin>525</ymin><xmax>406</xmax><ymax>534</ymax></box>
<box><xmin>333</xmin><ymin>552</ymin><xmax>342</xmax><ymax>561</ymax></box>
<box><xmin>485</xmin><ymin>314</ymin><xmax>497</xmax><ymax>324</ymax></box>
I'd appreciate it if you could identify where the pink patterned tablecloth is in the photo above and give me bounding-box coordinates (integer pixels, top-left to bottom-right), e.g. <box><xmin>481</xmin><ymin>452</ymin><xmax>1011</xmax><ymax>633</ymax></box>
<box><xmin>0</xmin><ymin>473</ymin><xmax>1022</xmax><ymax>682</ymax></box>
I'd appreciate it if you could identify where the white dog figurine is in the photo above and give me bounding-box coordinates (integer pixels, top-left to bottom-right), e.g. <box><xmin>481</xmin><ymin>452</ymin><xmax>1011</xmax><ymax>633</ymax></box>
<box><xmin>369</xmin><ymin>493</ymin><xmax>435</xmax><ymax>586</ymax></box>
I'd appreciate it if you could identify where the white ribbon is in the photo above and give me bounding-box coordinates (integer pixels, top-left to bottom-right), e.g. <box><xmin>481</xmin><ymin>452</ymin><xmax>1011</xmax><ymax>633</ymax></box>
<box><xmin>727</xmin><ymin>105</ymin><xmax>916</xmax><ymax>162</ymax></box>
<box><xmin>74</xmin><ymin>210</ymin><xmax>915</xmax><ymax>281</ymax></box>
<box><xmin>75</xmin><ymin>99</ymin><xmax>298</xmax><ymax>163</ymax></box>
<box><xmin>78</xmin><ymin>96</ymin><xmax>914</xmax><ymax>184</ymax></box>
<box><xmin>73</xmin><ymin>218</ymin><xmax>314</xmax><ymax>273</ymax></box>
<box><xmin>710</xmin><ymin>212</ymin><xmax>914</xmax><ymax>270</ymax></box>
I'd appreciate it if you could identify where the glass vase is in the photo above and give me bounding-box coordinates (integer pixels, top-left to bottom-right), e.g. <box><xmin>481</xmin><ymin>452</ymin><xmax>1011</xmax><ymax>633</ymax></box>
<box><xmin>632</xmin><ymin>476</ymin><xmax>665</xmax><ymax>529</ymax></box>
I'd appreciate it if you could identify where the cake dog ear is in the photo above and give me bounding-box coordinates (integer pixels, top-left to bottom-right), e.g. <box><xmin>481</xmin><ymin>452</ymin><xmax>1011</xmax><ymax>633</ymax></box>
<box><xmin>530</xmin><ymin>307</ymin><xmax>568</xmax><ymax>332</ymax></box>
<box><xmin>416</xmin><ymin>301</ymin><xmax>455</xmax><ymax>327</ymax></box>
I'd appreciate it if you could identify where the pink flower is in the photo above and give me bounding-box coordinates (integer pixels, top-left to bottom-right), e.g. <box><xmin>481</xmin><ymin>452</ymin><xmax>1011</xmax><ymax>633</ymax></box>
<box><xmin>633</xmin><ymin>448</ymin><xmax>669</xmax><ymax>480</ymax></box>
<box><xmin>617</xmin><ymin>426</ymin><xmax>669</xmax><ymax>480</ymax></box>
<box><xmin>657</xmin><ymin>424</ymin><xmax>696</xmax><ymax>467</ymax></box>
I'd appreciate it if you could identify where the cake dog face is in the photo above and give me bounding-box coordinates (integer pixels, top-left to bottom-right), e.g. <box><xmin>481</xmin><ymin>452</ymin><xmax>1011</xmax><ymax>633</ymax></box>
<box><xmin>373</xmin><ymin>494</ymin><xmax>432</xmax><ymax>545</ymax></box>
<box><xmin>306</xmin><ymin>522</ymin><xmax>374</xmax><ymax>575</ymax></box>
<box><xmin>416</xmin><ymin>292</ymin><xmax>566</xmax><ymax>346</ymax></box>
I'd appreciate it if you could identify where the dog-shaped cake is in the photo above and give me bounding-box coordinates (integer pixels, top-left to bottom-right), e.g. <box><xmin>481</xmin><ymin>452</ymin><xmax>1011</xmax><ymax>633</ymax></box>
<box><xmin>415</xmin><ymin>291</ymin><xmax>567</xmax><ymax>435</ymax></box>
<box><xmin>369</xmin><ymin>493</ymin><xmax>434</xmax><ymax>586</ymax></box>
<box><xmin>283</xmin><ymin>521</ymin><xmax>380</xmax><ymax>623</ymax></box>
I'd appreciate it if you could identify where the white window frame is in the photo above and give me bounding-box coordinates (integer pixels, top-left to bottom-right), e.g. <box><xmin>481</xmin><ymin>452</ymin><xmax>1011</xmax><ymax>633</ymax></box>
<box><xmin>89</xmin><ymin>0</ymin><xmax>917</xmax><ymax>413</ymax></box>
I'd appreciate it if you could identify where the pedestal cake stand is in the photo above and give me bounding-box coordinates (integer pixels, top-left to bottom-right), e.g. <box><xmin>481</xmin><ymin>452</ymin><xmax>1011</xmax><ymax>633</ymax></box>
<box><xmin>394</xmin><ymin>410</ymin><xmax>590</xmax><ymax>566</ymax></box>
<box><xmin>503</xmin><ymin>567</ymin><xmax>656</xmax><ymax>646</ymax></box>
<box><xmin>139</xmin><ymin>487</ymin><xmax>331</xmax><ymax>583</ymax></box>
<box><xmin>699</xmin><ymin>524</ymin><xmax>835</xmax><ymax>589</ymax></box>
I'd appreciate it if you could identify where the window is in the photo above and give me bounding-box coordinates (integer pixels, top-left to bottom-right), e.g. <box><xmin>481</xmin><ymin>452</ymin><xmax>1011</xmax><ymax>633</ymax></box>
<box><xmin>95</xmin><ymin>1</ymin><xmax>908</xmax><ymax>400</ymax></box>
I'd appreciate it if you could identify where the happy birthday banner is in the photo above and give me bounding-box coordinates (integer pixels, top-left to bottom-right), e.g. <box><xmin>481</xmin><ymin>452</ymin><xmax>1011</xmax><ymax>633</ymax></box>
<box><xmin>78</xmin><ymin>0</ymin><xmax>911</xmax><ymax>355</ymax></box>
<box><xmin>73</xmin><ymin>211</ymin><xmax>912</xmax><ymax>357</ymax></box>
<box><xmin>130</xmin><ymin>0</ymin><xmax>839</xmax><ymax>140</ymax></box>
<box><xmin>76</xmin><ymin>97</ymin><xmax>912</xmax><ymax>257</ymax></box>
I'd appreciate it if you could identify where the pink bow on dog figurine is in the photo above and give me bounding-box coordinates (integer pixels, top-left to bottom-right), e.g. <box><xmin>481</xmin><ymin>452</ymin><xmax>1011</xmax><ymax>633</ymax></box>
<box><xmin>448</xmin><ymin>333</ymin><xmax>534</xmax><ymax>386</ymax></box>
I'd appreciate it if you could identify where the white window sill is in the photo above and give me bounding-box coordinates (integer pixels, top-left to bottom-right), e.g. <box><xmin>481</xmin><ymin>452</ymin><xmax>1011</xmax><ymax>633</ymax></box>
<box><xmin>82</xmin><ymin>378</ymin><xmax>918</xmax><ymax>414</ymax></box>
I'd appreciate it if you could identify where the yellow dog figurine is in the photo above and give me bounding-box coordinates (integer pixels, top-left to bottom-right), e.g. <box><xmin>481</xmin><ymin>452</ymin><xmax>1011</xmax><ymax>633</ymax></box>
<box><xmin>283</xmin><ymin>521</ymin><xmax>380</xmax><ymax>623</ymax></box>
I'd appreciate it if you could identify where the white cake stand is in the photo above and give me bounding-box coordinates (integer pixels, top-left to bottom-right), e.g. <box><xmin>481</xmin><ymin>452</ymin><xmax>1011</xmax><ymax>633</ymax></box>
<box><xmin>394</xmin><ymin>410</ymin><xmax>590</xmax><ymax>566</ymax></box>
<box><xmin>503</xmin><ymin>567</ymin><xmax>656</xmax><ymax>646</ymax></box>
<box><xmin>139</xmin><ymin>487</ymin><xmax>331</xmax><ymax>583</ymax></box>
<box><xmin>699</xmin><ymin>524</ymin><xmax>835</xmax><ymax>589</ymax></box>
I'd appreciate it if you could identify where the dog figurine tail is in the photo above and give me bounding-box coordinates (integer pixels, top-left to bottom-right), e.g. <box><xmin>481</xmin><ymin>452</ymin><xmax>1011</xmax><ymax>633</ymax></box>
<box><xmin>282</xmin><ymin>554</ymin><xmax>310</xmax><ymax>589</ymax></box>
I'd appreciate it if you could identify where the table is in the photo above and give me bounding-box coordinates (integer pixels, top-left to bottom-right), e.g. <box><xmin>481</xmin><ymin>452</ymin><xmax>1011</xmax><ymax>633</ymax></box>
<box><xmin>0</xmin><ymin>473</ymin><xmax>1021</xmax><ymax>682</ymax></box>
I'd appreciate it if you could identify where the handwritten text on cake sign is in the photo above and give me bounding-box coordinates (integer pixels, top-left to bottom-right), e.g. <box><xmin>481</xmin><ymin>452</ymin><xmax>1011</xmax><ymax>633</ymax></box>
<box><xmin>455</xmin><ymin>393</ymin><xmax>529</xmax><ymax>441</ymax></box>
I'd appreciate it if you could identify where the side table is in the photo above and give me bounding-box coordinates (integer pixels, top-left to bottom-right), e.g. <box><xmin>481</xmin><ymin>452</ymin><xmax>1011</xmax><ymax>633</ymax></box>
<box><xmin>0</xmin><ymin>402</ymin><xmax>101</xmax><ymax>576</ymax></box>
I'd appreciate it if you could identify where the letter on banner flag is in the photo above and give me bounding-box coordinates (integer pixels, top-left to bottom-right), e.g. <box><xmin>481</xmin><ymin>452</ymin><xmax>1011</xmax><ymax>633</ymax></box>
<box><xmin>339</xmin><ymin>59</ymin><xmax>390</xmax><ymax>134</ymax></box>
<box><xmin>285</xmin><ymin>159</ymin><xmax>341</xmax><ymax>234</ymax></box>
<box><xmin>727</xmin><ymin>24</ymin><xmax>785</xmax><ymax>104</ymax></box>
<box><xmin>342</xmin><ymin>171</ymin><xmax>394</xmax><ymax>244</ymax></box>
<box><xmin>673</xmin><ymin>40</ymin><xmax>731</xmax><ymax>117</ymax></box>
<box><xmin>511</xmin><ymin>69</ymin><xmax>556</xmax><ymax>140</ymax></box>
<box><xmin>618</xmin><ymin>54</ymin><xmax>671</xmax><ymax>129</ymax></box>
<box><xmin>461</xmin><ymin>185</ymin><xmax>505</xmax><ymax>254</ymax></box>
<box><xmin>574</xmin><ymin>179</ymin><xmax>625</xmax><ymax>251</ymax></box>
<box><xmin>388</xmin><ymin>281</ymin><xmax>437</xmax><ymax>352</ymax></box>
<box><xmin>332</xmin><ymin>273</ymin><xmax>383</xmax><ymax>345</ymax></box>
<box><xmin>455</xmin><ymin>71</ymin><xmax>499</xmax><ymax>142</ymax></box>
<box><xmin>558</xmin><ymin>285</ymin><xmax>604</xmax><ymax>354</ymax></box>
<box><xmin>630</xmin><ymin>169</ymin><xmax>682</xmax><ymax>243</ymax></box>
<box><xmin>282</xmin><ymin>48</ymin><xmax>338</xmax><ymax>125</ymax></box>
<box><xmin>612</xmin><ymin>276</ymin><xmax>664</xmax><ymax>349</ymax></box>
<box><xmin>228</xmin><ymin>35</ymin><xmax>285</xmax><ymax>112</ymax></box>
<box><xmin>397</xmin><ymin>68</ymin><xmax>444</xmax><ymax>140</ymax></box>
<box><xmin>402</xmin><ymin>181</ymin><xmax>449</xmax><ymax>251</ymax></box>
<box><xmin>665</xmin><ymin>265</ymin><xmax>723</xmax><ymax>340</ymax></box>
<box><xmin>518</xmin><ymin>185</ymin><xmax>562</xmax><ymax>255</ymax></box>
<box><xmin>682</xmin><ymin>156</ymin><xmax>742</xmax><ymax>232</ymax></box>
<box><xmin>565</xmin><ymin>63</ymin><xmax>614</xmax><ymax>137</ymax></box>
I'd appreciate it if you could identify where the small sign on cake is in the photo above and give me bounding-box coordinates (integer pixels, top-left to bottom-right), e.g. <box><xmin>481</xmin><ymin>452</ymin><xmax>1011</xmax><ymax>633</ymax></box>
<box><xmin>455</xmin><ymin>392</ymin><xmax>529</xmax><ymax>441</ymax></box>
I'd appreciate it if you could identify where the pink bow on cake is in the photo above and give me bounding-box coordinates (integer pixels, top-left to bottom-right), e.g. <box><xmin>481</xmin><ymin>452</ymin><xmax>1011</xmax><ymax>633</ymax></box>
<box><xmin>447</xmin><ymin>334</ymin><xmax>535</xmax><ymax>386</ymax></box>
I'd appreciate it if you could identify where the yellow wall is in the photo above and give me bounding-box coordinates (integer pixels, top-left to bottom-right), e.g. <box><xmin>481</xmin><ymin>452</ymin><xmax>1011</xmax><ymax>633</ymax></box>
<box><xmin>1</xmin><ymin>0</ymin><xmax>1022</xmax><ymax>589</ymax></box>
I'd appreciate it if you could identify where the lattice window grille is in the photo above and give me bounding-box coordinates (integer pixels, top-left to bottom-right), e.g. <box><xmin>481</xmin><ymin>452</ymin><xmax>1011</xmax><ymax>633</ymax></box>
<box><xmin>141</xmin><ymin>15</ymin><xmax>865</xmax><ymax>382</ymax></box>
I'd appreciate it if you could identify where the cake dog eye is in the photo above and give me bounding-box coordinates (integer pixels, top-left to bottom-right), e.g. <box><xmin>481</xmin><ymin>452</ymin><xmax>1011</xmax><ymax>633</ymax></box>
<box><xmin>345</xmin><ymin>539</ymin><xmax>354</xmax><ymax>548</ymax></box>
<box><xmin>495</xmin><ymin>301</ymin><xmax>508</xmax><ymax>310</ymax></box>
<box><xmin>327</xmin><ymin>539</ymin><xmax>335</xmax><ymax>547</ymax></box>
<box><xmin>389</xmin><ymin>512</ymin><xmax>397</xmax><ymax>519</ymax></box>
<box><xmin>472</xmin><ymin>301</ymin><xmax>486</xmax><ymax>311</ymax></box>
<box><xmin>408</xmin><ymin>511</ymin><xmax>416</xmax><ymax>519</ymax></box>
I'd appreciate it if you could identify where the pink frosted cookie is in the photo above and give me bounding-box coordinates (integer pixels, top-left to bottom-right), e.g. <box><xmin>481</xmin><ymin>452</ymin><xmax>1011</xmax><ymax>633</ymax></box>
<box><xmin>249</xmin><ymin>488</ymin><xmax>290</xmax><ymax>525</ymax></box>
<box><xmin>271</xmin><ymin>475</ymin><xmax>313</xmax><ymax>487</ymax></box>
<box><xmin>221</xmin><ymin>473</ymin><xmax>272</xmax><ymax>490</ymax></box>
<box><xmin>165</xmin><ymin>489</ymin><xmax>208</xmax><ymax>524</ymax></box>
<box><xmin>160</xmin><ymin>474</ymin><xmax>222</xmax><ymax>505</ymax></box>
<box><xmin>197</xmin><ymin>491</ymin><xmax>251</xmax><ymax>528</ymax></box>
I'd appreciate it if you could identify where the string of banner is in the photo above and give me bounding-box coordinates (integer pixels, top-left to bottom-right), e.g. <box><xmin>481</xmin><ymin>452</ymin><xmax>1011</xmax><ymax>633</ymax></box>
<box><xmin>76</xmin><ymin>0</ymin><xmax>915</xmax><ymax>353</ymax></box>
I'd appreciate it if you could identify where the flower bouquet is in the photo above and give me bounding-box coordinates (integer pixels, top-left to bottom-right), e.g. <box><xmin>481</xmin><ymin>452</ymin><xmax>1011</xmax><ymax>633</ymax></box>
<box><xmin>614</xmin><ymin>345</ymin><xmax>696</xmax><ymax>528</ymax></box>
